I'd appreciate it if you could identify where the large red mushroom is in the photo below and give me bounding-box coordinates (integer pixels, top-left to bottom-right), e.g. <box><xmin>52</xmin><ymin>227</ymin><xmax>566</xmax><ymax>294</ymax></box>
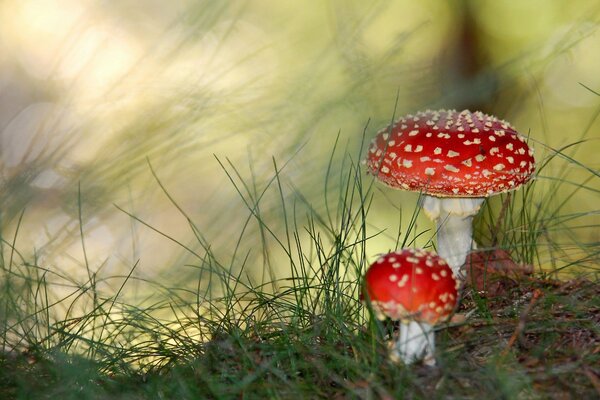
<box><xmin>364</xmin><ymin>109</ymin><xmax>535</xmax><ymax>278</ymax></box>
<box><xmin>364</xmin><ymin>249</ymin><xmax>458</xmax><ymax>365</ymax></box>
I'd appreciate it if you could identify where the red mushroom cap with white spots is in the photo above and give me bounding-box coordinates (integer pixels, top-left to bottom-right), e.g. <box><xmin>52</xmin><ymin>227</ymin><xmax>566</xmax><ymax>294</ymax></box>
<box><xmin>364</xmin><ymin>249</ymin><xmax>458</xmax><ymax>324</ymax></box>
<box><xmin>364</xmin><ymin>109</ymin><xmax>535</xmax><ymax>197</ymax></box>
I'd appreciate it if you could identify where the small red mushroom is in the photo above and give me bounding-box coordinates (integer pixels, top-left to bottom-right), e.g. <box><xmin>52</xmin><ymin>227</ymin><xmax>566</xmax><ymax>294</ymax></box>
<box><xmin>364</xmin><ymin>249</ymin><xmax>458</xmax><ymax>365</ymax></box>
<box><xmin>364</xmin><ymin>109</ymin><xmax>535</xmax><ymax>278</ymax></box>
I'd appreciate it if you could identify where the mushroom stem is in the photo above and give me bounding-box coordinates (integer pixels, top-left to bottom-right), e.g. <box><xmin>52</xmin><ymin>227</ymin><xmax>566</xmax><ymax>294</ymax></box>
<box><xmin>391</xmin><ymin>321</ymin><xmax>435</xmax><ymax>366</ymax></box>
<box><xmin>422</xmin><ymin>197</ymin><xmax>484</xmax><ymax>278</ymax></box>
<box><xmin>435</xmin><ymin>211</ymin><xmax>475</xmax><ymax>278</ymax></box>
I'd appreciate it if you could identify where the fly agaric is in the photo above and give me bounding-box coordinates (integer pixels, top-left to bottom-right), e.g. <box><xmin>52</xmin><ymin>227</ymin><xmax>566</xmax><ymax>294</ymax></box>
<box><xmin>364</xmin><ymin>109</ymin><xmax>535</xmax><ymax>278</ymax></box>
<box><xmin>364</xmin><ymin>249</ymin><xmax>458</xmax><ymax>366</ymax></box>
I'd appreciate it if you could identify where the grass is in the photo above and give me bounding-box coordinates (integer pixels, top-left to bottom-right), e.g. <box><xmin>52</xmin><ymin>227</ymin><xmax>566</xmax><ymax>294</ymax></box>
<box><xmin>0</xmin><ymin>128</ymin><xmax>599</xmax><ymax>400</ymax></box>
<box><xmin>2</xmin><ymin>2</ymin><xmax>600</xmax><ymax>398</ymax></box>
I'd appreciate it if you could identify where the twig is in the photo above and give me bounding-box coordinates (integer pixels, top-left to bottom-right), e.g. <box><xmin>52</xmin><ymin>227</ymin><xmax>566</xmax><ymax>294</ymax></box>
<box><xmin>501</xmin><ymin>289</ymin><xmax>543</xmax><ymax>356</ymax></box>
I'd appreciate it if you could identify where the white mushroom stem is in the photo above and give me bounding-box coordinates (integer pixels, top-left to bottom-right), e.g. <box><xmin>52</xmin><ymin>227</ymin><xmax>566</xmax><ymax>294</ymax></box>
<box><xmin>390</xmin><ymin>321</ymin><xmax>435</xmax><ymax>366</ymax></box>
<box><xmin>422</xmin><ymin>196</ymin><xmax>485</xmax><ymax>279</ymax></box>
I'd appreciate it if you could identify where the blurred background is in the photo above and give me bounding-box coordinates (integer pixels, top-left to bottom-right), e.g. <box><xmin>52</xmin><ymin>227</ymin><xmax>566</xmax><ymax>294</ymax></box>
<box><xmin>1</xmin><ymin>0</ymin><xmax>599</xmax><ymax>306</ymax></box>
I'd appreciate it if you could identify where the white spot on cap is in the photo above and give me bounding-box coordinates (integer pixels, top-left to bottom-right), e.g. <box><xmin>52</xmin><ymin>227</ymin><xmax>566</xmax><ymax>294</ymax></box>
<box><xmin>434</xmin><ymin>147</ymin><xmax>442</xmax><ymax>155</ymax></box>
<box><xmin>506</xmin><ymin>143</ymin><xmax>514</xmax><ymax>151</ymax></box>
<box><xmin>414</xmin><ymin>145</ymin><xmax>423</xmax><ymax>152</ymax></box>
<box><xmin>402</xmin><ymin>159</ymin><xmax>413</xmax><ymax>168</ymax></box>
<box><xmin>409</xmin><ymin>130</ymin><xmax>419</xmax><ymax>136</ymax></box>
<box><xmin>425</xmin><ymin>167</ymin><xmax>435</xmax><ymax>176</ymax></box>
<box><xmin>389</xmin><ymin>274</ymin><xmax>398</xmax><ymax>282</ymax></box>
<box><xmin>406</xmin><ymin>256</ymin><xmax>419</xmax><ymax>264</ymax></box>
<box><xmin>415</xmin><ymin>267</ymin><xmax>423</xmax><ymax>274</ymax></box>
<box><xmin>506</xmin><ymin>156</ymin><xmax>514</xmax><ymax>164</ymax></box>
<box><xmin>404</xmin><ymin>144</ymin><xmax>412</xmax><ymax>152</ymax></box>
<box><xmin>420</xmin><ymin>156</ymin><xmax>431</xmax><ymax>162</ymax></box>
<box><xmin>462</xmin><ymin>159</ymin><xmax>473</xmax><ymax>167</ymax></box>
<box><xmin>397</xmin><ymin>274</ymin><xmax>410</xmax><ymax>287</ymax></box>
<box><xmin>489</xmin><ymin>135</ymin><xmax>496</xmax><ymax>142</ymax></box>
<box><xmin>392</xmin><ymin>263</ymin><xmax>401</xmax><ymax>268</ymax></box>
<box><xmin>493</xmin><ymin>163</ymin><xmax>505</xmax><ymax>171</ymax></box>
<box><xmin>447</xmin><ymin>150</ymin><xmax>460</xmax><ymax>157</ymax></box>
<box><xmin>381</xmin><ymin>166</ymin><xmax>390</xmax><ymax>173</ymax></box>
<box><xmin>444</xmin><ymin>165</ymin><xmax>460</xmax><ymax>173</ymax></box>
<box><xmin>490</xmin><ymin>147</ymin><xmax>500</xmax><ymax>155</ymax></box>
<box><xmin>475</xmin><ymin>154</ymin><xmax>486</xmax><ymax>162</ymax></box>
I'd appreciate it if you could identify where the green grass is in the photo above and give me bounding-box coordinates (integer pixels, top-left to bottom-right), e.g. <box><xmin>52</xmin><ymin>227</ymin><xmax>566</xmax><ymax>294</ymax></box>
<box><xmin>2</xmin><ymin>2</ymin><xmax>600</xmax><ymax>398</ymax></box>
<box><xmin>0</xmin><ymin>130</ymin><xmax>599</xmax><ymax>399</ymax></box>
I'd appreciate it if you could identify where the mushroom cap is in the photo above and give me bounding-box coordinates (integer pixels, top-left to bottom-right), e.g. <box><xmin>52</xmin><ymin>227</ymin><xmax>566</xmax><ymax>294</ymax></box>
<box><xmin>364</xmin><ymin>249</ymin><xmax>458</xmax><ymax>324</ymax></box>
<box><xmin>364</xmin><ymin>109</ymin><xmax>535</xmax><ymax>197</ymax></box>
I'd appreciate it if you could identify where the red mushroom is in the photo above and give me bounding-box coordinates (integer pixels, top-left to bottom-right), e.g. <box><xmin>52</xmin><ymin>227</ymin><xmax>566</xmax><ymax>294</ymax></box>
<box><xmin>364</xmin><ymin>109</ymin><xmax>535</xmax><ymax>278</ymax></box>
<box><xmin>364</xmin><ymin>249</ymin><xmax>458</xmax><ymax>365</ymax></box>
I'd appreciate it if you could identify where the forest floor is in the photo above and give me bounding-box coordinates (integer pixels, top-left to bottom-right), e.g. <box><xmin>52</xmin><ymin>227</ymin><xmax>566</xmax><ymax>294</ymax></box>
<box><xmin>0</xmin><ymin>268</ymin><xmax>598</xmax><ymax>400</ymax></box>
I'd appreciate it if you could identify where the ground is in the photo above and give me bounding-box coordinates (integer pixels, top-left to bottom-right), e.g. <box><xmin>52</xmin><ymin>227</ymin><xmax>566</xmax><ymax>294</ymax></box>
<box><xmin>0</xmin><ymin>272</ymin><xmax>598</xmax><ymax>399</ymax></box>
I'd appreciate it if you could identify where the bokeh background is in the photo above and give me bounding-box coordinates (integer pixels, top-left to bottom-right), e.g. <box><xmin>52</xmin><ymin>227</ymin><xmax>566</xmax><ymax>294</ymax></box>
<box><xmin>1</xmin><ymin>0</ymin><xmax>599</xmax><ymax>306</ymax></box>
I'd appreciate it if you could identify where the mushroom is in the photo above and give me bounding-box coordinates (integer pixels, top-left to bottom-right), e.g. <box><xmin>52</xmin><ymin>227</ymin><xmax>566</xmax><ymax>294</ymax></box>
<box><xmin>364</xmin><ymin>109</ymin><xmax>535</xmax><ymax>278</ymax></box>
<box><xmin>364</xmin><ymin>249</ymin><xmax>458</xmax><ymax>366</ymax></box>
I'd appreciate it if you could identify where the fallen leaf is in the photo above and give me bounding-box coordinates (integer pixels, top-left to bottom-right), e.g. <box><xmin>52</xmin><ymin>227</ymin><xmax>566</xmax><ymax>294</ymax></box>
<box><xmin>464</xmin><ymin>248</ymin><xmax>533</xmax><ymax>297</ymax></box>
